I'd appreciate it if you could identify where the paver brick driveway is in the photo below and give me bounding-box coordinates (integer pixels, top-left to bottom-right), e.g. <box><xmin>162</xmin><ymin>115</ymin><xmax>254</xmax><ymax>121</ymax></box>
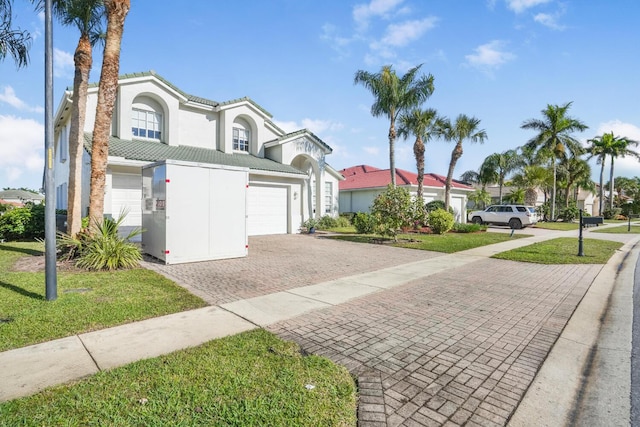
<box><xmin>144</xmin><ymin>233</ymin><xmax>603</xmax><ymax>426</ymax></box>
<box><xmin>143</xmin><ymin>234</ymin><xmax>440</xmax><ymax>305</ymax></box>
<box><xmin>268</xmin><ymin>259</ymin><xmax>602</xmax><ymax>426</ymax></box>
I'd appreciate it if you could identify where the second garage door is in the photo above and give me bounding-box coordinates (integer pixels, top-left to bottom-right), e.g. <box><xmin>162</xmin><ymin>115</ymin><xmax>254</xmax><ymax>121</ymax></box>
<box><xmin>247</xmin><ymin>185</ymin><xmax>287</xmax><ymax>236</ymax></box>
<box><xmin>111</xmin><ymin>173</ymin><xmax>142</xmax><ymax>226</ymax></box>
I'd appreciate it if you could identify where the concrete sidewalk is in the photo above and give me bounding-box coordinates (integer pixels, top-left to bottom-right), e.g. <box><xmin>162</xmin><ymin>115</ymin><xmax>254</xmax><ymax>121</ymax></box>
<box><xmin>0</xmin><ymin>223</ymin><xmax>638</xmax><ymax>426</ymax></box>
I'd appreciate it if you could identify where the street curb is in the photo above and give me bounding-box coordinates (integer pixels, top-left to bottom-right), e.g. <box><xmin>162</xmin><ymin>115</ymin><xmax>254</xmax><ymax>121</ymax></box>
<box><xmin>508</xmin><ymin>235</ymin><xmax>640</xmax><ymax>426</ymax></box>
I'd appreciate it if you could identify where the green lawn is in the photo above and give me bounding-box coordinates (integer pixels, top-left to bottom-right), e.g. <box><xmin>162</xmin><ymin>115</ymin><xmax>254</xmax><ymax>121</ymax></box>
<box><xmin>0</xmin><ymin>329</ymin><xmax>357</xmax><ymax>426</ymax></box>
<box><xmin>534</xmin><ymin>222</ymin><xmax>579</xmax><ymax>231</ymax></box>
<box><xmin>331</xmin><ymin>231</ymin><xmax>530</xmax><ymax>253</ymax></box>
<box><xmin>0</xmin><ymin>242</ymin><xmax>209</xmax><ymax>352</ymax></box>
<box><xmin>591</xmin><ymin>225</ymin><xmax>640</xmax><ymax>234</ymax></box>
<box><xmin>492</xmin><ymin>238</ymin><xmax>622</xmax><ymax>264</ymax></box>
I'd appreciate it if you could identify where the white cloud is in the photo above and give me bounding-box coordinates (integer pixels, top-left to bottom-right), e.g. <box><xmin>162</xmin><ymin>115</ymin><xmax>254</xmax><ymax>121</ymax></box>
<box><xmin>320</xmin><ymin>23</ymin><xmax>353</xmax><ymax>57</ymax></box>
<box><xmin>465</xmin><ymin>40</ymin><xmax>516</xmax><ymax>73</ymax></box>
<box><xmin>533</xmin><ymin>6</ymin><xmax>566</xmax><ymax>30</ymax></box>
<box><xmin>363</xmin><ymin>146</ymin><xmax>380</xmax><ymax>155</ymax></box>
<box><xmin>0</xmin><ymin>115</ymin><xmax>44</xmax><ymax>187</ymax></box>
<box><xmin>0</xmin><ymin>86</ymin><xmax>44</xmax><ymax>113</ymax></box>
<box><xmin>505</xmin><ymin>0</ymin><xmax>553</xmax><ymax>13</ymax></box>
<box><xmin>272</xmin><ymin>118</ymin><xmax>344</xmax><ymax>135</ymax></box>
<box><xmin>53</xmin><ymin>48</ymin><xmax>74</xmax><ymax>79</ymax></box>
<box><xmin>377</xmin><ymin>17</ymin><xmax>438</xmax><ymax>48</ymax></box>
<box><xmin>353</xmin><ymin>0</ymin><xmax>405</xmax><ymax>31</ymax></box>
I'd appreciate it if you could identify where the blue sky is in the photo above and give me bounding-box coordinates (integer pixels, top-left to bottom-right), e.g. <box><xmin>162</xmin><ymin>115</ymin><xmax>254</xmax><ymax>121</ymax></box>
<box><xmin>1</xmin><ymin>0</ymin><xmax>639</xmax><ymax>192</ymax></box>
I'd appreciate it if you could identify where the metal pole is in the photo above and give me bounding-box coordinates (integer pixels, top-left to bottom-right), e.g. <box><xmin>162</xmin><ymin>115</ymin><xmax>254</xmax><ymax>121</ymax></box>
<box><xmin>630</xmin><ymin>215</ymin><xmax>632</xmax><ymax>232</ymax></box>
<box><xmin>578</xmin><ymin>209</ymin><xmax>584</xmax><ymax>257</ymax></box>
<box><xmin>44</xmin><ymin>0</ymin><xmax>57</xmax><ymax>301</ymax></box>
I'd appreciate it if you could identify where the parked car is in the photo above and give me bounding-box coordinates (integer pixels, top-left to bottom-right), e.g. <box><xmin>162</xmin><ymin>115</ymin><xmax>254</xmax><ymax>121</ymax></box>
<box><xmin>468</xmin><ymin>205</ymin><xmax>539</xmax><ymax>229</ymax></box>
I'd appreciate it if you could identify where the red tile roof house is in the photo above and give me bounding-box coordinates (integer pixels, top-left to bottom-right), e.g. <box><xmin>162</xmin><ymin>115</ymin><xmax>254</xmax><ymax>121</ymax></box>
<box><xmin>338</xmin><ymin>165</ymin><xmax>475</xmax><ymax>223</ymax></box>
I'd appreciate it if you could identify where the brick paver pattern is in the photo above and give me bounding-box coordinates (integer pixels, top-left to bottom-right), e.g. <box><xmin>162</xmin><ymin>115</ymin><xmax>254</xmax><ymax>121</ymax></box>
<box><xmin>269</xmin><ymin>258</ymin><xmax>602</xmax><ymax>427</ymax></box>
<box><xmin>142</xmin><ymin>235</ymin><xmax>439</xmax><ymax>305</ymax></box>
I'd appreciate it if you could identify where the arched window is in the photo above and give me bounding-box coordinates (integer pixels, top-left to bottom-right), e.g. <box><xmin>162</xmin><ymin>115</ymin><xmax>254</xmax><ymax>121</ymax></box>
<box><xmin>232</xmin><ymin>118</ymin><xmax>250</xmax><ymax>152</ymax></box>
<box><xmin>132</xmin><ymin>96</ymin><xmax>163</xmax><ymax>141</ymax></box>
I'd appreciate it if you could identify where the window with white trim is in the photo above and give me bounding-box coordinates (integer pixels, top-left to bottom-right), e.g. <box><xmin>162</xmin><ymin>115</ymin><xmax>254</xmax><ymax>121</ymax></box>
<box><xmin>233</xmin><ymin>127</ymin><xmax>249</xmax><ymax>151</ymax></box>
<box><xmin>132</xmin><ymin>108</ymin><xmax>162</xmax><ymax>140</ymax></box>
<box><xmin>59</xmin><ymin>125</ymin><xmax>68</xmax><ymax>162</ymax></box>
<box><xmin>324</xmin><ymin>182</ymin><xmax>332</xmax><ymax>214</ymax></box>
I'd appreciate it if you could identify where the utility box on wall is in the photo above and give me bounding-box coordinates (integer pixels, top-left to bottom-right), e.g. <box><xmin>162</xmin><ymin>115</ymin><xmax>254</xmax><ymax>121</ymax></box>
<box><xmin>141</xmin><ymin>160</ymin><xmax>248</xmax><ymax>264</ymax></box>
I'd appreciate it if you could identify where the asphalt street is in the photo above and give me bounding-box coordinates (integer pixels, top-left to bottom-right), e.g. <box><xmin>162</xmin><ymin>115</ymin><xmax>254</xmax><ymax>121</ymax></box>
<box><xmin>632</xmin><ymin>251</ymin><xmax>640</xmax><ymax>426</ymax></box>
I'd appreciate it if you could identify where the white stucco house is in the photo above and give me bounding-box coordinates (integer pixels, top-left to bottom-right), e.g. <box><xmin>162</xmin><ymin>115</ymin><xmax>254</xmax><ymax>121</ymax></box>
<box><xmin>338</xmin><ymin>165</ymin><xmax>474</xmax><ymax>223</ymax></box>
<box><xmin>52</xmin><ymin>71</ymin><xmax>343</xmax><ymax>236</ymax></box>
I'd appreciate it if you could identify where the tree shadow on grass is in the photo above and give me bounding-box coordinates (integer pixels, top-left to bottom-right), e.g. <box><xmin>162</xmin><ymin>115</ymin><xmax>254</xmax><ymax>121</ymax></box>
<box><xmin>0</xmin><ymin>244</ymin><xmax>44</xmax><ymax>257</ymax></box>
<box><xmin>0</xmin><ymin>280</ymin><xmax>44</xmax><ymax>300</ymax></box>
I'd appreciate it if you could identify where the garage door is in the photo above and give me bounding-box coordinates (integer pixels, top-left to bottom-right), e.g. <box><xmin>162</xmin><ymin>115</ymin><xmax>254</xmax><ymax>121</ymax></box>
<box><xmin>111</xmin><ymin>174</ymin><xmax>142</xmax><ymax>226</ymax></box>
<box><xmin>247</xmin><ymin>185</ymin><xmax>287</xmax><ymax>235</ymax></box>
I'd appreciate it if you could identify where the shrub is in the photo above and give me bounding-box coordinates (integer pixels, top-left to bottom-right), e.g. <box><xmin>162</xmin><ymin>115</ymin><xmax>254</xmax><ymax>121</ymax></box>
<box><xmin>602</xmin><ymin>207</ymin><xmax>622</xmax><ymax>220</ymax></box>
<box><xmin>353</xmin><ymin>212</ymin><xmax>376</xmax><ymax>234</ymax></box>
<box><xmin>371</xmin><ymin>185</ymin><xmax>413</xmax><ymax>240</ymax></box>
<box><xmin>0</xmin><ymin>203</ymin><xmax>45</xmax><ymax>241</ymax></box>
<box><xmin>410</xmin><ymin>198</ymin><xmax>428</xmax><ymax>230</ymax></box>
<box><xmin>300</xmin><ymin>217</ymin><xmax>319</xmax><ymax>231</ymax></box>
<box><xmin>558</xmin><ymin>204</ymin><xmax>579</xmax><ymax>222</ymax></box>
<box><xmin>58</xmin><ymin>213</ymin><xmax>142</xmax><ymax>270</ymax></box>
<box><xmin>317</xmin><ymin>215</ymin><xmax>338</xmax><ymax>229</ymax></box>
<box><xmin>452</xmin><ymin>222</ymin><xmax>486</xmax><ymax>233</ymax></box>
<box><xmin>428</xmin><ymin>208</ymin><xmax>455</xmax><ymax>235</ymax></box>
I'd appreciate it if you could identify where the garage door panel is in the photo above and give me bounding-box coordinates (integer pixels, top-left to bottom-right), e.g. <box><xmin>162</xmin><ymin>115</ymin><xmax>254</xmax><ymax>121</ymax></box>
<box><xmin>248</xmin><ymin>185</ymin><xmax>287</xmax><ymax>236</ymax></box>
<box><xmin>111</xmin><ymin>174</ymin><xmax>142</xmax><ymax>227</ymax></box>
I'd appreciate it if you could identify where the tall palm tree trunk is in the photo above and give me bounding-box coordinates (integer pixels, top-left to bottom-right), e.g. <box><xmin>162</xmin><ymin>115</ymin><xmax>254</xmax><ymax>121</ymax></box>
<box><xmin>88</xmin><ymin>0</ymin><xmax>129</xmax><ymax>224</ymax></box>
<box><xmin>444</xmin><ymin>142</ymin><xmax>463</xmax><ymax>210</ymax></box>
<box><xmin>67</xmin><ymin>33</ymin><xmax>92</xmax><ymax>236</ymax></box>
<box><xmin>414</xmin><ymin>136</ymin><xmax>425</xmax><ymax>199</ymax></box>
<box><xmin>609</xmin><ymin>157</ymin><xmax>615</xmax><ymax>211</ymax></box>
<box><xmin>388</xmin><ymin>118</ymin><xmax>397</xmax><ymax>187</ymax></box>
<box><xmin>551</xmin><ymin>159</ymin><xmax>557</xmax><ymax>221</ymax></box>
<box><xmin>598</xmin><ymin>158</ymin><xmax>605</xmax><ymax>215</ymax></box>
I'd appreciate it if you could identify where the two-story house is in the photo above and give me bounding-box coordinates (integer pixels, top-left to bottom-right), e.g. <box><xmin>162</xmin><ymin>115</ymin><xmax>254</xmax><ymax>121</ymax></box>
<box><xmin>53</xmin><ymin>71</ymin><xmax>343</xmax><ymax>236</ymax></box>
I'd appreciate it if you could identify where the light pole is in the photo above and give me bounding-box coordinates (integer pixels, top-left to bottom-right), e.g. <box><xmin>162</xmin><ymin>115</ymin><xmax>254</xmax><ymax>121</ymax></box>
<box><xmin>577</xmin><ymin>209</ymin><xmax>585</xmax><ymax>257</ymax></box>
<box><xmin>44</xmin><ymin>0</ymin><xmax>57</xmax><ymax>300</ymax></box>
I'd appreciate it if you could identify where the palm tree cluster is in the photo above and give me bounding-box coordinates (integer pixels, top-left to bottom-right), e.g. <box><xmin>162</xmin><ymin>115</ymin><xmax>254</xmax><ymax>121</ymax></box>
<box><xmin>354</xmin><ymin>64</ymin><xmax>486</xmax><ymax>211</ymax></box>
<box><xmin>461</xmin><ymin>102</ymin><xmax>639</xmax><ymax>219</ymax></box>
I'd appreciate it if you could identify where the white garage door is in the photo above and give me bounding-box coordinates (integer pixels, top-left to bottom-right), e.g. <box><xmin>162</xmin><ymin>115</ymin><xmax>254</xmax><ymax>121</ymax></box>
<box><xmin>247</xmin><ymin>185</ymin><xmax>287</xmax><ymax>236</ymax></box>
<box><xmin>111</xmin><ymin>174</ymin><xmax>142</xmax><ymax>226</ymax></box>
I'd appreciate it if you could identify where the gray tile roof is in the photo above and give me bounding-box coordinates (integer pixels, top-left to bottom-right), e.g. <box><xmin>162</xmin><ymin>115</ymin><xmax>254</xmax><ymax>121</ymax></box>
<box><xmin>83</xmin><ymin>134</ymin><xmax>306</xmax><ymax>176</ymax></box>
<box><xmin>81</xmin><ymin>71</ymin><xmax>272</xmax><ymax>115</ymax></box>
<box><xmin>0</xmin><ymin>189</ymin><xmax>44</xmax><ymax>201</ymax></box>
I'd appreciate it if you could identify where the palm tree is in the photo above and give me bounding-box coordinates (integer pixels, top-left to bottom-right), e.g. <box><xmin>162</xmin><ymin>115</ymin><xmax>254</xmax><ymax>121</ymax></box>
<box><xmin>354</xmin><ymin>64</ymin><xmax>434</xmax><ymax>186</ymax></box>
<box><xmin>440</xmin><ymin>114</ymin><xmax>487</xmax><ymax>210</ymax></box>
<box><xmin>558</xmin><ymin>156</ymin><xmax>591</xmax><ymax>207</ymax></box>
<box><xmin>50</xmin><ymin>0</ymin><xmax>105</xmax><ymax>236</ymax></box>
<box><xmin>459</xmin><ymin>170</ymin><xmax>480</xmax><ymax>185</ymax></box>
<box><xmin>521</xmin><ymin>102</ymin><xmax>587</xmax><ymax>220</ymax></box>
<box><xmin>607</xmin><ymin>135</ymin><xmax>640</xmax><ymax>211</ymax></box>
<box><xmin>0</xmin><ymin>0</ymin><xmax>30</xmax><ymax>67</ymax></box>
<box><xmin>511</xmin><ymin>164</ymin><xmax>551</xmax><ymax>207</ymax></box>
<box><xmin>397</xmin><ymin>108</ymin><xmax>440</xmax><ymax>199</ymax></box>
<box><xmin>468</xmin><ymin>188</ymin><xmax>491</xmax><ymax>210</ymax></box>
<box><xmin>88</xmin><ymin>0</ymin><xmax>129</xmax><ymax>224</ymax></box>
<box><xmin>479</xmin><ymin>149</ymin><xmax>521</xmax><ymax>204</ymax></box>
<box><xmin>587</xmin><ymin>132</ymin><xmax>640</xmax><ymax>214</ymax></box>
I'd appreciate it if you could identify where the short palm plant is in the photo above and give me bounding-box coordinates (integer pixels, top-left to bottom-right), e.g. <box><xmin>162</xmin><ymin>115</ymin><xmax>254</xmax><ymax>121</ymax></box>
<box><xmin>57</xmin><ymin>211</ymin><xmax>142</xmax><ymax>270</ymax></box>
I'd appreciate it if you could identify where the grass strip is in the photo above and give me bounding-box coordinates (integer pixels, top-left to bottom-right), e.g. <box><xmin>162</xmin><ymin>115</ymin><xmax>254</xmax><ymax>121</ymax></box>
<box><xmin>0</xmin><ymin>329</ymin><xmax>357</xmax><ymax>426</ymax></box>
<box><xmin>590</xmin><ymin>225</ymin><xmax>640</xmax><ymax>234</ymax></box>
<box><xmin>330</xmin><ymin>232</ymin><xmax>530</xmax><ymax>253</ymax></box>
<box><xmin>0</xmin><ymin>242</ymin><xmax>206</xmax><ymax>352</ymax></box>
<box><xmin>492</xmin><ymin>237</ymin><xmax>622</xmax><ymax>264</ymax></box>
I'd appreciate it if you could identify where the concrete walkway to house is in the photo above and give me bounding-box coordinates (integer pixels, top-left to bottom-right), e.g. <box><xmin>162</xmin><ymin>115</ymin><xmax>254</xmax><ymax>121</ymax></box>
<box><xmin>1</xmin><ymin>223</ymin><xmax>639</xmax><ymax>427</ymax></box>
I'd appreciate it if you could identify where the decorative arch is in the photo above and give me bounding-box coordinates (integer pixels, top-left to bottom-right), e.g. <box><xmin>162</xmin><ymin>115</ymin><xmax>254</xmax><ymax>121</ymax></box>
<box><xmin>131</xmin><ymin>93</ymin><xmax>169</xmax><ymax>142</ymax></box>
<box><xmin>291</xmin><ymin>154</ymin><xmax>321</xmax><ymax>220</ymax></box>
<box><xmin>231</xmin><ymin>113</ymin><xmax>258</xmax><ymax>154</ymax></box>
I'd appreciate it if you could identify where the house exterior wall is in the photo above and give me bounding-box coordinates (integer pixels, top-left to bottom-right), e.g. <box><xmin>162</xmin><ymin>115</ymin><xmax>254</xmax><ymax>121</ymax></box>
<box><xmin>52</xmin><ymin>73</ymin><xmax>338</xmax><ymax>234</ymax></box>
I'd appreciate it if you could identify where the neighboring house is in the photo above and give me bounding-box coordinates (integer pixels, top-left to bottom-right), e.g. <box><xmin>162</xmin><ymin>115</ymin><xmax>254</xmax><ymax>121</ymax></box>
<box><xmin>470</xmin><ymin>185</ymin><xmax>599</xmax><ymax>216</ymax></box>
<box><xmin>338</xmin><ymin>165</ymin><xmax>474</xmax><ymax>223</ymax></box>
<box><xmin>52</xmin><ymin>71</ymin><xmax>343</xmax><ymax>236</ymax></box>
<box><xmin>0</xmin><ymin>190</ymin><xmax>44</xmax><ymax>205</ymax></box>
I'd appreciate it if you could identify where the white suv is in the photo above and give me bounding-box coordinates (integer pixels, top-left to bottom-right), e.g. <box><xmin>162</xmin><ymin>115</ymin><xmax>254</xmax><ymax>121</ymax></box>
<box><xmin>468</xmin><ymin>205</ymin><xmax>539</xmax><ymax>229</ymax></box>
